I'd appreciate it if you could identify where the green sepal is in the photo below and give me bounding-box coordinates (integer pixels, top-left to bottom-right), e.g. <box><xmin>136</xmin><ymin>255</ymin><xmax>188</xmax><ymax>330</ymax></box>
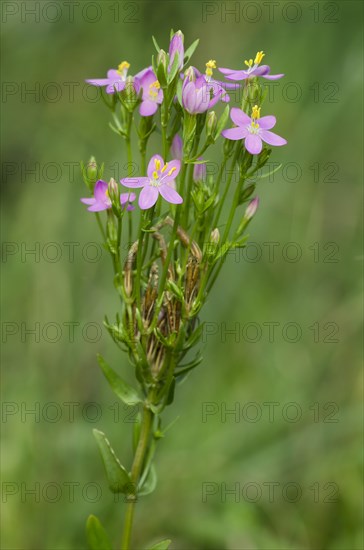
<box><xmin>86</xmin><ymin>515</ymin><xmax>113</xmax><ymax>550</ymax></box>
<box><xmin>175</xmin><ymin>351</ymin><xmax>203</xmax><ymax>379</ymax></box>
<box><xmin>152</xmin><ymin>35</ymin><xmax>161</xmax><ymax>53</ymax></box>
<box><xmin>97</xmin><ymin>354</ymin><xmax>143</xmax><ymax>406</ymax></box>
<box><xmin>147</xmin><ymin>540</ymin><xmax>172</xmax><ymax>550</ymax></box>
<box><xmin>139</xmin><ymin>464</ymin><xmax>157</xmax><ymax>496</ymax></box>
<box><xmin>93</xmin><ymin>429</ymin><xmax>132</xmax><ymax>494</ymax></box>
<box><xmin>215</xmin><ymin>104</ymin><xmax>230</xmax><ymax>138</ymax></box>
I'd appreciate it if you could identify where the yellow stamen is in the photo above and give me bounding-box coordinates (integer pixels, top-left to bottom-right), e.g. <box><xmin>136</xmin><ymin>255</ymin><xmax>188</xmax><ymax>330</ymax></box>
<box><xmin>254</xmin><ymin>51</ymin><xmax>265</xmax><ymax>65</ymax></box>
<box><xmin>244</xmin><ymin>58</ymin><xmax>253</xmax><ymax>68</ymax></box>
<box><xmin>168</xmin><ymin>167</ymin><xmax>177</xmax><ymax>176</ymax></box>
<box><xmin>205</xmin><ymin>59</ymin><xmax>217</xmax><ymax>77</ymax></box>
<box><xmin>252</xmin><ymin>105</ymin><xmax>261</xmax><ymax>120</ymax></box>
<box><xmin>152</xmin><ymin>170</ymin><xmax>159</xmax><ymax>180</ymax></box>
<box><xmin>161</xmin><ymin>163</ymin><xmax>169</xmax><ymax>173</ymax></box>
<box><xmin>154</xmin><ymin>159</ymin><xmax>161</xmax><ymax>171</ymax></box>
<box><xmin>150</xmin><ymin>81</ymin><xmax>160</xmax><ymax>89</ymax></box>
<box><xmin>149</xmin><ymin>80</ymin><xmax>160</xmax><ymax>99</ymax></box>
<box><xmin>118</xmin><ymin>61</ymin><xmax>130</xmax><ymax>72</ymax></box>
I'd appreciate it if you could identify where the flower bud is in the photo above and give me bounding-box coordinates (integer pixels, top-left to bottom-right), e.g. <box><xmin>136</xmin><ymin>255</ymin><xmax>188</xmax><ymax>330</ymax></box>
<box><xmin>121</xmin><ymin>76</ymin><xmax>139</xmax><ymax>111</ymax></box>
<box><xmin>206</xmin><ymin>111</ymin><xmax>217</xmax><ymax>138</ymax></box>
<box><xmin>193</xmin><ymin>159</ymin><xmax>206</xmax><ymax>183</ymax></box>
<box><xmin>108</xmin><ymin>177</ymin><xmax>121</xmax><ymax>214</ymax></box>
<box><xmin>156</xmin><ymin>49</ymin><xmax>168</xmax><ymax>87</ymax></box>
<box><xmin>210</xmin><ymin>228</ymin><xmax>220</xmax><ymax>244</ymax></box>
<box><xmin>169</xmin><ymin>30</ymin><xmax>184</xmax><ymax>72</ymax></box>
<box><xmin>184</xmin><ymin>66</ymin><xmax>196</xmax><ymax>83</ymax></box>
<box><xmin>244</xmin><ymin>197</ymin><xmax>259</xmax><ymax>221</ymax></box>
<box><xmin>171</xmin><ymin>134</ymin><xmax>183</xmax><ymax>160</ymax></box>
<box><xmin>82</xmin><ymin>156</ymin><xmax>103</xmax><ymax>190</ymax></box>
<box><xmin>86</xmin><ymin>156</ymin><xmax>98</xmax><ymax>182</ymax></box>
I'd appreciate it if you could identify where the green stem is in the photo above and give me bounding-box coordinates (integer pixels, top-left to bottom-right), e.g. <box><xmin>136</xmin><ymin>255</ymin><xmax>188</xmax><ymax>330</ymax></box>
<box><xmin>121</xmin><ymin>406</ymin><xmax>154</xmax><ymax>550</ymax></box>
<box><xmin>213</xmin><ymin>144</ymin><xmax>240</xmax><ymax>231</ymax></box>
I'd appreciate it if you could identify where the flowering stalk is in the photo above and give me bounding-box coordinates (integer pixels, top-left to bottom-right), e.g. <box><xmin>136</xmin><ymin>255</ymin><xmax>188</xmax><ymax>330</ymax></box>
<box><xmin>81</xmin><ymin>31</ymin><xmax>287</xmax><ymax>550</ymax></box>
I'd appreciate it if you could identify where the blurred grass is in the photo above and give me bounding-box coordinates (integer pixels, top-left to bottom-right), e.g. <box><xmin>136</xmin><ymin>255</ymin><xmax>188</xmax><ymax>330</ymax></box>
<box><xmin>1</xmin><ymin>1</ymin><xmax>363</xmax><ymax>549</ymax></box>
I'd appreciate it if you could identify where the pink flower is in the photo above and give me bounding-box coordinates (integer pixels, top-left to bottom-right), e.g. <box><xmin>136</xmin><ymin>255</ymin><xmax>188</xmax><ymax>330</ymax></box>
<box><xmin>222</xmin><ymin>106</ymin><xmax>287</xmax><ymax>155</ymax></box>
<box><xmin>86</xmin><ymin>61</ymin><xmax>131</xmax><ymax>94</ymax></box>
<box><xmin>138</xmin><ymin>69</ymin><xmax>163</xmax><ymax>116</ymax></box>
<box><xmin>219</xmin><ymin>51</ymin><xmax>284</xmax><ymax>82</ymax></box>
<box><xmin>81</xmin><ymin>180</ymin><xmax>135</xmax><ymax>212</ymax></box>
<box><xmin>120</xmin><ymin>155</ymin><xmax>183</xmax><ymax>210</ymax></box>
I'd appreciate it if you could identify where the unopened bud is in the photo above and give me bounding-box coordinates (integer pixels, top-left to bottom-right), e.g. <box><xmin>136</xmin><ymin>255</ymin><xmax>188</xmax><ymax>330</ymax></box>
<box><xmin>169</xmin><ymin>30</ymin><xmax>184</xmax><ymax>72</ymax></box>
<box><xmin>171</xmin><ymin>134</ymin><xmax>183</xmax><ymax>160</ymax></box>
<box><xmin>193</xmin><ymin>159</ymin><xmax>206</xmax><ymax>183</ymax></box>
<box><xmin>156</xmin><ymin>49</ymin><xmax>168</xmax><ymax>87</ymax></box>
<box><xmin>184</xmin><ymin>66</ymin><xmax>196</xmax><ymax>83</ymax></box>
<box><xmin>121</xmin><ymin>76</ymin><xmax>139</xmax><ymax>111</ymax></box>
<box><xmin>244</xmin><ymin>197</ymin><xmax>259</xmax><ymax>220</ymax></box>
<box><xmin>210</xmin><ymin>228</ymin><xmax>220</xmax><ymax>244</ymax></box>
<box><xmin>206</xmin><ymin>111</ymin><xmax>217</xmax><ymax>137</ymax></box>
<box><xmin>108</xmin><ymin>178</ymin><xmax>121</xmax><ymax>214</ymax></box>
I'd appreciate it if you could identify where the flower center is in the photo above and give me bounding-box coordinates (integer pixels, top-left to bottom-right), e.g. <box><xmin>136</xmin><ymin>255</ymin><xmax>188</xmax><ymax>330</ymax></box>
<box><xmin>205</xmin><ymin>59</ymin><xmax>216</xmax><ymax>81</ymax></box>
<box><xmin>149</xmin><ymin>80</ymin><xmax>160</xmax><ymax>100</ymax></box>
<box><xmin>249</xmin><ymin>105</ymin><xmax>261</xmax><ymax>134</ymax></box>
<box><xmin>244</xmin><ymin>51</ymin><xmax>265</xmax><ymax>73</ymax></box>
<box><xmin>117</xmin><ymin>61</ymin><xmax>130</xmax><ymax>79</ymax></box>
<box><xmin>150</xmin><ymin>160</ymin><xmax>177</xmax><ymax>186</ymax></box>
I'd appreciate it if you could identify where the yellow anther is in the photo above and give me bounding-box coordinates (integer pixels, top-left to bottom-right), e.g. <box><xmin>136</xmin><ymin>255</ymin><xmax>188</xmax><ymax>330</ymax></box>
<box><xmin>168</xmin><ymin>167</ymin><xmax>177</xmax><ymax>176</ymax></box>
<box><xmin>252</xmin><ymin>105</ymin><xmax>261</xmax><ymax>120</ymax></box>
<box><xmin>254</xmin><ymin>51</ymin><xmax>265</xmax><ymax>65</ymax></box>
<box><xmin>205</xmin><ymin>59</ymin><xmax>217</xmax><ymax>78</ymax></box>
<box><xmin>152</xmin><ymin>170</ymin><xmax>159</xmax><ymax>180</ymax></box>
<box><xmin>150</xmin><ymin>81</ymin><xmax>160</xmax><ymax>89</ymax></box>
<box><xmin>118</xmin><ymin>61</ymin><xmax>130</xmax><ymax>72</ymax></box>
<box><xmin>244</xmin><ymin>59</ymin><xmax>253</xmax><ymax>68</ymax></box>
<box><xmin>161</xmin><ymin>163</ymin><xmax>168</xmax><ymax>173</ymax></box>
<box><xmin>155</xmin><ymin>159</ymin><xmax>161</xmax><ymax>171</ymax></box>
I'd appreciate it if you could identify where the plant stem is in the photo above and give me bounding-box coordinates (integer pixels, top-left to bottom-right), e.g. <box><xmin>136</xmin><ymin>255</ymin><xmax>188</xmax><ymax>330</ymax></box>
<box><xmin>121</xmin><ymin>405</ymin><xmax>154</xmax><ymax>550</ymax></box>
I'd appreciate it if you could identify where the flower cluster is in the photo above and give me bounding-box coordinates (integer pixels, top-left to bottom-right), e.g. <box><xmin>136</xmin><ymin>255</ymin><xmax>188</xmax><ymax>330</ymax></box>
<box><xmin>80</xmin><ymin>30</ymin><xmax>288</xmax><ymax>550</ymax></box>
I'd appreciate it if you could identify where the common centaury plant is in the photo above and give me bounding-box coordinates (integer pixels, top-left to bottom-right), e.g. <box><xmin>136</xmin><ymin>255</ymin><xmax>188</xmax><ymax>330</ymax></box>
<box><xmin>80</xmin><ymin>30</ymin><xmax>287</xmax><ymax>550</ymax></box>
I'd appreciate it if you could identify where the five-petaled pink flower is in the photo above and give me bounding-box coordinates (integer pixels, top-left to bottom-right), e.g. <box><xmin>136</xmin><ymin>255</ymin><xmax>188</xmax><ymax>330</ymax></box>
<box><xmin>138</xmin><ymin>69</ymin><xmax>164</xmax><ymax>116</ymax></box>
<box><xmin>219</xmin><ymin>51</ymin><xmax>284</xmax><ymax>82</ymax></box>
<box><xmin>120</xmin><ymin>155</ymin><xmax>182</xmax><ymax>210</ymax></box>
<box><xmin>81</xmin><ymin>180</ymin><xmax>136</xmax><ymax>212</ymax></box>
<box><xmin>222</xmin><ymin>106</ymin><xmax>287</xmax><ymax>155</ymax></box>
<box><xmin>86</xmin><ymin>61</ymin><xmax>131</xmax><ymax>94</ymax></box>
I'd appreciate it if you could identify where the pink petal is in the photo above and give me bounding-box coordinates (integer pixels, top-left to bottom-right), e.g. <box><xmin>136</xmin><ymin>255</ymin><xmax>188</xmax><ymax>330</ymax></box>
<box><xmin>147</xmin><ymin>155</ymin><xmax>164</xmax><ymax>179</ymax></box>
<box><xmin>218</xmin><ymin>67</ymin><xmax>237</xmax><ymax>75</ymax></box>
<box><xmin>258</xmin><ymin>116</ymin><xmax>276</xmax><ymax>130</ymax></box>
<box><xmin>225</xmin><ymin>71</ymin><xmax>249</xmax><ymax>81</ymax></box>
<box><xmin>260</xmin><ymin>130</ymin><xmax>287</xmax><ymax>146</ymax></box>
<box><xmin>107</xmin><ymin>70</ymin><xmax>120</xmax><ymax>79</ymax></box>
<box><xmin>81</xmin><ymin>198</ymin><xmax>95</xmax><ymax>205</ymax></box>
<box><xmin>139</xmin><ymin>99</ymin><xmax>158</xmax><ymax>117</ymax></box>
<box><xmin>86</xmin><ymin>79</ymin><xmax>110</xmax><ymax>86</ymax></box>
<box><xmin>222</xmin><ymin>127</ymin><xmax>248</xmax><ymax>140</ymax></box>
<box><xmin>139</xmin><ymin>185</ymin><xmax>159</xmax><ymax>209</ymax></box>
<box><xmin>230</xmin><ymin>107</ymin><xmax>251</xmax><ymax>126</ymax></box>
<box><xmin>159</xmin><ymin>184</ymin><xmax>183</xmax><ymax>204</ymax></box>
<box><xmin>245</xmin><ymin>134</ymin><xmax>263</xmax><ymax>155</ymax></box>
<box><xmin>262</xmin><ymin>73</ymin><xmax>285</xmax><ymax>80</ymax></box>
<box><xmin>120</xmin><ymin>192</ymin><xmax>136</xmax><ymax>205</ymax></box>
<box><xmin>94</xmin><ymin>180</ymin><xmax>108</xmax><ymax>201</ymax></box>
<box><xmin>120</xmin><ymin>177</ymin><xmax>149</xmax><ymax>188</ymax></box>
<box><xmin>88</xmin><ymin>202</ymin><xmax>109</xmax><ymax>212</ymax></box>
<box><xmin>160</xmin><ymin>159</ymin><xmax>181</xmax><ymax>183</ymax></box>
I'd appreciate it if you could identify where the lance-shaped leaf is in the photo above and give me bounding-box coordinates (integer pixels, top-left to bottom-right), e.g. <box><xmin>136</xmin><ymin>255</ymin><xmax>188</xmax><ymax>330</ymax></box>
<box><xmin>148</xmin><ymin>540</ymin><xmax>172</xmax><ymax>550</ymax></box>
<box><xmin>86</xmin><ymin>515</ymin><xmax>112</xmax><ymax>550</ymax></box>
<box><xmin>184</xmin><ymin>38</ymin><xmax>199</xmax><ymax>63</ymax></box>
<box><xmin>93</xmin><ymin>429</ymin><xmax>132</xmax><ymax>494</ymax></box>
<box><xmin>97</xmin><ymin>354</ymin><xmax>143</xmax><ymax>406</ymax></box>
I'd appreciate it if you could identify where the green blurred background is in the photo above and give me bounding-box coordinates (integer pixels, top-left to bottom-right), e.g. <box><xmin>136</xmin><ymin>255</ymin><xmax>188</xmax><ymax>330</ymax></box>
<box><xmin>1</xmin><ymin>1</ymin><xmax>363</xmax><ymax>549</ymax></box>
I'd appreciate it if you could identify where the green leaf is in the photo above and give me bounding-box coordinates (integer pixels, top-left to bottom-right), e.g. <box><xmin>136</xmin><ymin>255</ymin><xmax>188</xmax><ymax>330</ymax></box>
<box><xmin>138</xmin><ymin>464</ymin><xmax>157</xmax><ymax>496</ymax></box>
<box><xmin>97</xmin><ymin>354</ymin><xmax>143</xmax><ymax>406</ymax></box>
<box><xmin>148</xmin><ymin>539</ymin><xmax>172</xmax><ymax>550</ymax></box>
<box><xmin>86</xmin><ymin>515</ymin><xmax>112</xmax><ymax>550</ymax></box>
<box><xmin>93</xmin><ymin>429</ymin><xmax>132</xmax><ymax>494</ymax></box>
<box><xmin>184</xmin><ymin>38</ymin><xmax>199</xmax><ymax>63</ymax></box>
